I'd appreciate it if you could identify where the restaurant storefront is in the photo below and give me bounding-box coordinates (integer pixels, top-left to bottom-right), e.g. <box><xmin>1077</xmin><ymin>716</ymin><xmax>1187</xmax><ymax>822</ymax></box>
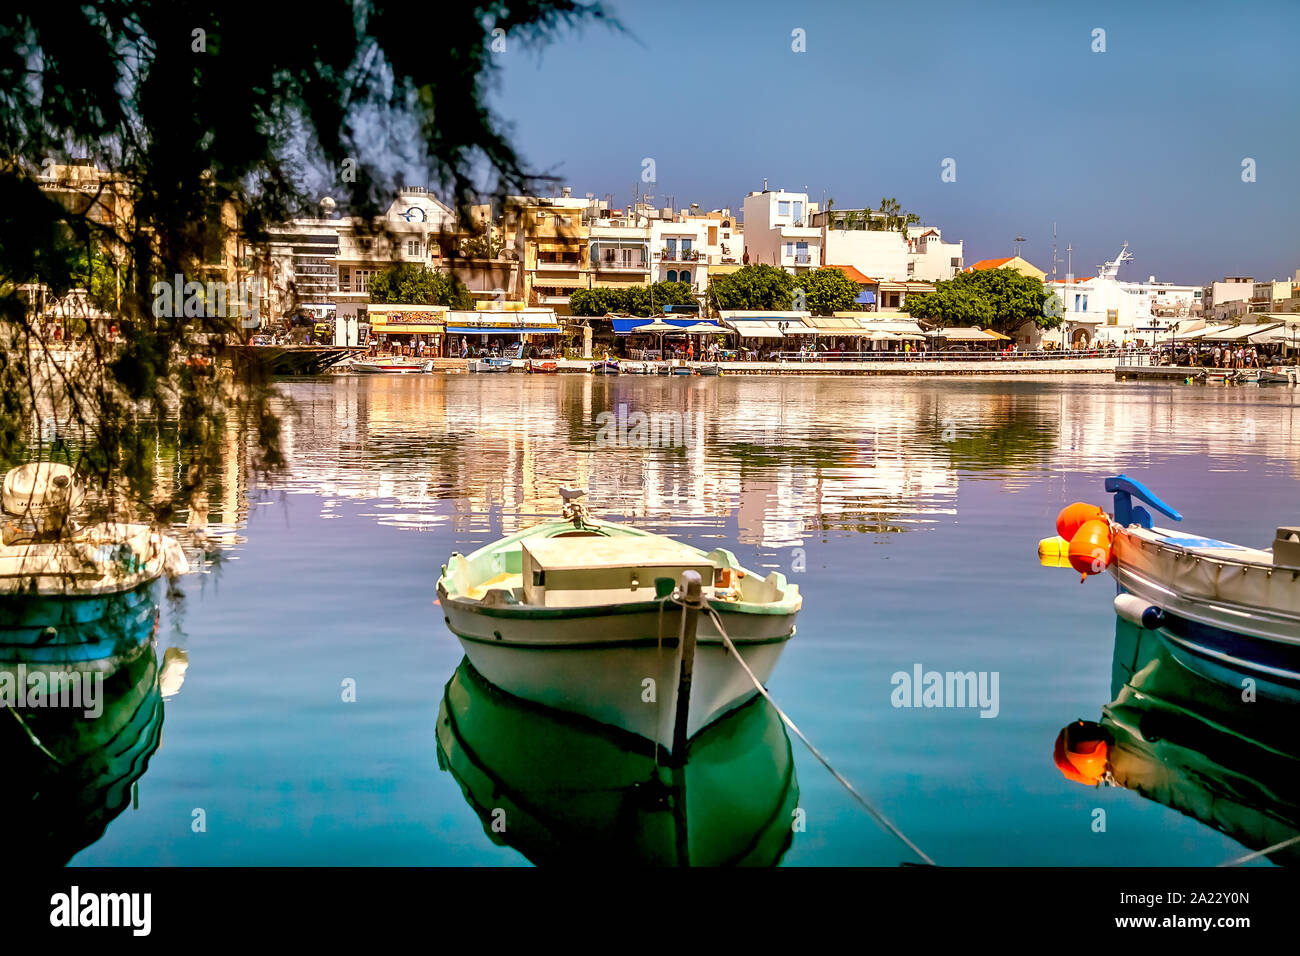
<box><xmin>368</xmin><ymin>305</ymin><xmax>447</xmax><ymax>356</ymax></box>
<box><xmin>446</xmin><ymin>307</ymin><xmax>563</xmax><ymax>358</ymax></box>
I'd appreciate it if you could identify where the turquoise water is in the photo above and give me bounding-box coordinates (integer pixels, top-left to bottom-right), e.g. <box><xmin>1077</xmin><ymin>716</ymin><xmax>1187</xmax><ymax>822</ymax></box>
<box><xmin>30</xmin><ymin>373</ymin><xmax>1300</xmax><ymax>865</ymax></box>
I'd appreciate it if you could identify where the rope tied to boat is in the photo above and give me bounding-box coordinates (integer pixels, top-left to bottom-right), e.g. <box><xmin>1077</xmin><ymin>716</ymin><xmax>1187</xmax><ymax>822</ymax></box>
<box><xmin>662</xmin><ymin>588</ymin><xmax>936</xmax><ymax>866</ymax></box>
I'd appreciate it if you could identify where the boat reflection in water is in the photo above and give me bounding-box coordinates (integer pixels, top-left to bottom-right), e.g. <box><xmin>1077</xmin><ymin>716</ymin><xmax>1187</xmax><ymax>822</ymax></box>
<box><xmin>437</xmin><ymin>658</ymin><xmax>799</xmax><ymax>866</ymax></box>
<box><xmin>0</xmin><ymin>589</ymin><xmax>171</xmax><ymax>865</ymax></box>
<box><xmin>1056</xmin><ymin>618</ymin><xmax>1300</xmax><ymax>865</ymax></box>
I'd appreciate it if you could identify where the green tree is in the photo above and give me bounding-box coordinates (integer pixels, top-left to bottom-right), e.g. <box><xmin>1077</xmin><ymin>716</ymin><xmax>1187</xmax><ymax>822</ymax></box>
<box><xmin>569</xmin><ymin>281</ymin><xmax>696</xmax><ymax>318</ymax></box>
<box><xmin>904</xmin><ymin>268</ymin><xmax>1061</xmax><ymax>334</ymax></box>
<box><xmin>0</xmin><ymin>0</ymin><xmax>604</xmax><ymax>522</ymax></box>
<box><xmin>706</xmin><ymin>265</ymin><xmax>795</xmax><ymax>312</ymax></box>
<box><xmin>792</xmin><ymin>267</ymin><xmax>860</xmax><ymax>315</ymax></box>
<box><xmin>368</xmin><ymin>265</ymin><xmax>473</xmax><ymax>309</ymax></box>
<box><xmin>459</xmin><ymin>232</ymin><xmax>505</xmax><ymax>258</ymax></box>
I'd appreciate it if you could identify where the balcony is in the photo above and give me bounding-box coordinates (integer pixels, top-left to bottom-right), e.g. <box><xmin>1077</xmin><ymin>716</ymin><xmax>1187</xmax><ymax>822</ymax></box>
<box><xmin>659</xmin><ymin>248</ymin><xmax>703</xmax><ymax>262</ymax></box>
<box><xmin>536</xmin><ymin>293</ymin><xmax>571</xmax><ymax>305</ymax></box>
<box><xmin>594</xmin><ymin>258</ymin><xmax>648</xmax><ymax>272</ymax></box>
<box><xmin>535</xmin><ymin>259</ymin><xmax>583</xmax><ymax>271</ymax></box>
<box><xmin>794</xmin><ymin>253</ymin><xmax>811</xmax><ymax>265</ymax></box>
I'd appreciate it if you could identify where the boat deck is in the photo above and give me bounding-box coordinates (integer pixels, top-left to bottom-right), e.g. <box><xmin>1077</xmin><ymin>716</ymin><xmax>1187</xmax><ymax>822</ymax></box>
<box><xmin>1131</xmin><ymin>526</ymin><xmax>1273</xmax><ymax>565</ymax></box>
<box><xmin>466</xmin><ymin>571</ymin><xmax>522</xmax><ymax>601</ymax></box>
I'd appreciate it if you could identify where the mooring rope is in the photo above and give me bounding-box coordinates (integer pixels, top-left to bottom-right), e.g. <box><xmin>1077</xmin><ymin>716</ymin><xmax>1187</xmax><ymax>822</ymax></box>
<box><xmin>1218</xmin><ymin>832</ymin><xmax>1300</xmax><ymax>867</ymax></box>
<box><xmin>4</xmin><ymin>705</ymin><xmax>64</xmax><ymax>765</ymax></box>
<box><xmin>697</xmin><ymin>599</ymin><xmax>936</xmax><ymax>866</ymax></box>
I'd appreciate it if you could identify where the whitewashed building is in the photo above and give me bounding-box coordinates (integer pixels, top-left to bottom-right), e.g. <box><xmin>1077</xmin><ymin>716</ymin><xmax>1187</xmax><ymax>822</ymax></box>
<box><xmin>742</xmin><ymin>187</ymin><xmax>822</xmax><ymax>273</ymax></box>
<box><xmin>906</xmin><ymin>226</ymin><xmax>964</xmax><ymax>281</ymax></box>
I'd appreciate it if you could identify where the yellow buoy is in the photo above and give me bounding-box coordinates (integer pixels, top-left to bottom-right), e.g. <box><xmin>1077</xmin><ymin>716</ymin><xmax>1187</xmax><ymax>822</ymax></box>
<box><xmin>1037</xmin><ymin>535</ymin><xmax>1072</xmax><ymax>568</ymax></box>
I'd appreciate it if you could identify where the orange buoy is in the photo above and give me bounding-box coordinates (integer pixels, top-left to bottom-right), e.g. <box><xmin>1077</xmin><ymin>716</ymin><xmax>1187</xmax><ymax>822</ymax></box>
<box><xmin>1056</xmin><ymin>502</ymin><xmax>1106</xmax><ymax>542</ymax></box>
<box><xmin>1068</xmin><ymin>518</ymin><xmax>1112</xmax><ymax>577</ymax></box>
<box><xmin>1053</xmin><ymin>720</ymin><xmax>1110</xmax><ymax>785</ymax></box>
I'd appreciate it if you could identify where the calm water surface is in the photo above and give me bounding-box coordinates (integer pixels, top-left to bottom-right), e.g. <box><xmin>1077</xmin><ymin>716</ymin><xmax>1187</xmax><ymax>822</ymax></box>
<box><xmin>62</xmin><ymin>373</ymin><xmax>1300</xmax><ymax>865</ymax></box>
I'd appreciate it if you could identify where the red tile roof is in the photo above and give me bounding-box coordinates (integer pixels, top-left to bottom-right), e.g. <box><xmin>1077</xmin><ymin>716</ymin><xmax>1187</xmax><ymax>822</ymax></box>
<box><xmin>965</xmin><ymin>257</ymin><xmax>1014</xmax><ymax>272</ymax></box>
<box><xmin>824</xmin><ymin>264</ymin><xmax>876</xmax><ymax>284</ymax></box>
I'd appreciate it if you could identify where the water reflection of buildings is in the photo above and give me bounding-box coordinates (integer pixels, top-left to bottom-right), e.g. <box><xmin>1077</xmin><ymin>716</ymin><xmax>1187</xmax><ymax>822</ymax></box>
<box><xmin>261</xmin><ymin>376</ymin><xmax>961</xmax><ymax>548</ymax></box>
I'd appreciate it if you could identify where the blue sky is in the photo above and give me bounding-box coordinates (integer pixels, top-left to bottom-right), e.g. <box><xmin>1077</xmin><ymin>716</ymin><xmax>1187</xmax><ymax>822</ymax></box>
<box><xmin>489</xmin><ymin>0</ymin><xmax>1299</xmax><ymax>284</ymax></box>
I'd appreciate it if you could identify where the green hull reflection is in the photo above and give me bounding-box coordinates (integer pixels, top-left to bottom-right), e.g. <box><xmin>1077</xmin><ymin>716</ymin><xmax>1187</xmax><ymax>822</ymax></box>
<box><xmin>1104</xmin><ymin>619</ymin><xmax>1300</xmax><ymax>864</ymax></box>
<box><xmin>0</xmin><ymin>601</ymin><xmax>163</xmax><ymax>865</ymax></box>
<box><xmin>436</xmin><ymin>658</ymin><xmax>799</xmax><ymax>866</ymax></box>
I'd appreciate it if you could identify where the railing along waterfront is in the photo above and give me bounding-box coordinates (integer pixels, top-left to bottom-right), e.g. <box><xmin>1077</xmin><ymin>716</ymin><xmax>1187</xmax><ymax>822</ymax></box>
<box><xmin>766</xmin><ymin>348</ymin><xmax>1143</xmax><ymax>363</ymax></box>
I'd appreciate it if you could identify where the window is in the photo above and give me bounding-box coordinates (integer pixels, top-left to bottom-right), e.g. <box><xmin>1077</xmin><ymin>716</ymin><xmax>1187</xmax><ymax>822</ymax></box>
<box><xmin>950</xmin><ymin>257</ymin><xmax>961</xmax><ymax>268</ymax></box>
<box><xmin>667</xmin><ymin>270</ymin><xmax>677</xmax><ymax>282</ymax></box>
<box><xmin>407</xmin><ymin>239</ymin><xmax>420</xmax><ymax>256</ymax></box>
<box><xmin>666</xmin><ymin>238</ymin><xmax>677</xmax><ymax>258</ymax></box>
<box><xmin>680</xmin><ymin>270</ymin><xmax>691</xmax><ymax>285</ymax></box>
<box><xmin>778</xmin><ymin>201</ymin><xmax>790</xmax><ymax>217</ymax></box>
<box><xmin>785</xmin><ymin>242</ymin><xmax>794</xmax><ymax>257</ymax></box>
<box><xmin>793</xmin><ymin>201</ymin><xmax>802</xmax><ymax>222</ymax></box>
<box><xmin>339</xmin><ymin>269</ymin><xmax>350</xmax><ymax>292</ymax></box>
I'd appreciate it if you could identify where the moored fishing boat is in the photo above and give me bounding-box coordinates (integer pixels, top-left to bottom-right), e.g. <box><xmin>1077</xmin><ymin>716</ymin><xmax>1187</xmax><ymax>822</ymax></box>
<box><xmin>524</xmin><ymin>359</ymin><xmax>558</xmax><ymax>374</ymax></box>
<box><xmin>694</xmin><ymin>363</ymin><xmax>722</xmax><ymax>376</ymax></box>
<box><xmin>620</xmin><ymin>362</ymin><xmax>654</xmax><ymax>375</ymax></box>
<box><xmin>669</xmin><ymin>364</ymin><xmax>693</xmax><ymax>376</ymax></box>
<box><xmin>351</xmin><ymin>357</ymin><xmax>434</xmax><ymax>373</ymax></box>
<box><xmin>469</xmin><ymin>357</ymin><xmax>514</xmax><ymax>372</ymax></box>
<box><xmin>590</xmin><ymin>360</ymin><xmax>620</xmax><ymax>375</ymax></box>
<box><xmin>436</xmin><ymin>490</ymin><xmax>801</xmax><ymax>753</ymax></box>
<box><xmin>1040</xmin><ymin>474</ymin><xmax>1300</xmax><ymax>697</ymax></box>
<box><xmin>0</xmin><ymin>464</ymin><xmax>188</xmax><ymax>665</ymax></box>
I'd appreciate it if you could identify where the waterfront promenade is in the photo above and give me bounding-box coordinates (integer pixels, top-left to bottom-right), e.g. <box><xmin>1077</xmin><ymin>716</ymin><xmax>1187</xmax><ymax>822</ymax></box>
<box><xmin>421</xmin><ymin>355</ymin><xmax>1120</xmax><ymax>375</ymax></box>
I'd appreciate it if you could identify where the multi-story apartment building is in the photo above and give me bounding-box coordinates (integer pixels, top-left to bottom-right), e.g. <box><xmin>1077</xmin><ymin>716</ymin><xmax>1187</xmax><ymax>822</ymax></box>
<box><xmin>586</xmin><ymin>206</ymin><xmax>652</xmax><ymax>293</ymax></box>
<box><xmin>1250</xmin><ymin>279</ymin><xmax>1294</xmax><ymax>313</ymax></box>
<box><xmin>742</xmin><ymin>186</ymin><xmax>822</xmax><ymax>273</ymax></box>
<box><xmin>809</xmin><ymin>207</ymin><xmax>907</xmax><ymax>282</ymax></box>
<box><xmin>505</xmin><ymin>188</ymin><xmax>591</xmax><ymax>314</ymax></box>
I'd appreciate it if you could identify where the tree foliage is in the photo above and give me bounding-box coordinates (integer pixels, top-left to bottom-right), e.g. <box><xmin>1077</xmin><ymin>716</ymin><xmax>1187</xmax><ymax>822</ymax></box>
<box><xmin>0</xmin><ymin>0</ymin><xmax>606</xmax><ymax>528</ymax></box>
<box><xmin>793</xmin><ymin>267</ymin><xmax>861</xmax><ymax>315</ymax></box>
<box><xmin>368</xmin><ymin>265</ymin><xmax>473</xmax><ymax>308</ymax></box>
<box><xmin>904</xmin><ymin>268</ymin><xmax>1061</xmax><ymax>334</ymax></box>
<box><xmin>705</xmin><ymin>265</ymin><xmax>795</xmax><ymax>312</ymax></box>
<box><xmin>568</xmin><ymin>281</ymin><xmax>696</xmax><ymax>317</ymax></box>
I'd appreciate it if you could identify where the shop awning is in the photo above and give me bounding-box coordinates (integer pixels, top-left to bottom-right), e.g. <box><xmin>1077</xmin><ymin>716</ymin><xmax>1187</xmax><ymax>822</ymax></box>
<box><xmin>926</xmin><ymin>326</ymin><xmax>998</xmax><ymax>341</ymax></box>
<box><xmin>446</xmin><ymin>325</ymin><xmax>562</xmax><ymax>335</ymax></box>
<box><xmin>1201</xmin><ymin>324</ymin><xmax>1279</xmax><ymax>341</ymax></box>
<box><xmin>848</xmin><ymin>317</ymin><xmax>927</xmax><ymax>337</ymax></box>
<box><xmin>369</xmin><ymin>310</ymin><xmax>446</xmax><ymax>335</ymax></box>
<box><xmin>613</xmin><ymin>316</ymin><xmax>706</xmax><ymax>335</ymax></box>
<box><xmin>722</xmin><ymin>319</ymin><xmax>817</xmax><ymax>338</ymax></box>
<box><xmin>530</xmin><ymin>275</ymin><xmax>588</xmax><ymax>289</ymax></box>
<box><xmin>803</xmin><ymin>316</ymin><xmax>866</xmax><ymax>333</ymax></box>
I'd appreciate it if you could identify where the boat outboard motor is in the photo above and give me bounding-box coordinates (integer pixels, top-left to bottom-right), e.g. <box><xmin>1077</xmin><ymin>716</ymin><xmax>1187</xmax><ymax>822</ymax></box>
<box><xmin>2</xmin><ymin>462</ymin><xmax>84</xmax><ymax>535</ymax></box>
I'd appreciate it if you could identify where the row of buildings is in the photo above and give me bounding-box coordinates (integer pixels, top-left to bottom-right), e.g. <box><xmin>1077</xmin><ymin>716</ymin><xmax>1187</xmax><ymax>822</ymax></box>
<box><xmin>25</xmin><ymin>161</ymin><xmax>1300</xmax><ymax>352</ymax></box>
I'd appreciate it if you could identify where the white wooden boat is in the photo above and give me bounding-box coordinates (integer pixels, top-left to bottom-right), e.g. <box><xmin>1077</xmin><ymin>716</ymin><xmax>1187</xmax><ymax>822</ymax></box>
<box><xmin>621</xmin><ymin>362</ymin><xmax>655</xmax><ymax>375</ymax></box>
<box><xmin>351</xmin><ymin>357</ymin><xmax>433</xmax><ymax>373</ymax></box>
<box><xmin>1044</xmin><ymin>474</ymin><xmax>1300</xmax><ymax>697</ymax></box>
<box><xmin>0</xmin><ymin>464</ymin><xmax>188</xmax><ymax>664</ymax></box>
<box><xmin>590</xmin><ymin>360</ymin><xmax>620</xmax><ymax>375</ymax></box>
<box><xmin>437</xmin><ymin>491</ymin><xmax>801</xmax><ymax>753</ymax></box>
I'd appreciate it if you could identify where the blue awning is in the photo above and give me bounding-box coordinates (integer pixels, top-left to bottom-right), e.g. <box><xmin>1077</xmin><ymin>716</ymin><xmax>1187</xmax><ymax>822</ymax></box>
<box><xmin>856</xmin><ymin>291</ymin><xmax>876</xmax><ymax>304</ymax></box>
<box><xmin>446</xmin><ymin>326</ymin><xmax>562</xmax><ymax>335</ymax></box>
<box><xmin>612</xmin><ymin>317</ymin><xmax>720</xmax><ymax>335</ymax></box>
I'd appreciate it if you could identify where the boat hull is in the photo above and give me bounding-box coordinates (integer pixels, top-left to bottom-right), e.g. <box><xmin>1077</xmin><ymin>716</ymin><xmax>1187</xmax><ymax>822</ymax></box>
<box><xmin>1111</xmin><ymin>529</ymin><xmax>1300</xmax><ymax>696</ymax></box>
<box><xmin>351</xmin><ymin>360</ymin><xmax>433</xmax><ymax>373</ymax></box>
<box><xmin>441</xmin><ymin>600</ymin><xmax>794</xmax><ymax>750</ymax></box>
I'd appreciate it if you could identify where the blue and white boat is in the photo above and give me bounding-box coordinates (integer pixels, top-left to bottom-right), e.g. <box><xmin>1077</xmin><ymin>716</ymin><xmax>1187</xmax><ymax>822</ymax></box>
<box><xmin>589</xmin><ymin>360</ymin><xmax>620</xmax><ymax>375</ymax></box>
<box><xmin>1059</xmin><ymin>475</ymin><xmax>1300</xmax><ymax>699</ymax></box>
<box><xmin>468</xmin><ymin>357</ymin><xmax>514</xmax><ymax>373</ymax></box>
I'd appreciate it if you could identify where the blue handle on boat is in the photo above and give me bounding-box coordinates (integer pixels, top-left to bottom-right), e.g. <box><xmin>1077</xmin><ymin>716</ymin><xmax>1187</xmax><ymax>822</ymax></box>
<box><xmin>1105</xmin><ymin>474</ymin><xmax>1182</xmax><ymax>527</ymax></box>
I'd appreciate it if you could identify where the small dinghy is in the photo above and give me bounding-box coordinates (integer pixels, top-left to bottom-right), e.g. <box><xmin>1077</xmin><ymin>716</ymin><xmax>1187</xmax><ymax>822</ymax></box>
<box><xmin>351</xmin><ymin>357</ymin><xmax>433</xmax><ymax>373</ymax></box>
<box><xmin>669</xmin><ymin>364</ymin><xmax>693</xmax><ymax>376</ymax></box>
<box><xmin>0</xmin><ymin>463</ymin><xmax>188</xmax><ymax>662</ymax></box>
<box><xmin>1041</xmin><ymin>474</ymin><xmax>1300</xmax><ymax>697</ymax></box>
<box><xmin>620</xmin><ymin>362</ymin><xmax>654</xmax><ymax>375</ymax></box>
<box><xmin>469</xmin><ymin>357</ymin><xmax>514</xmax><ymax>373</ymax></box>
<box><xmin>437</xmin><ymin>489</ymin><xmax>801</xmax><ymax>754</ymax></box>
<box><xmin>694</xmin><ymin>363</ymin><xmax>722</xmax><ymax>376</ymax></box>
<box><xmin>524</xmin><ymin>359</ymin><xmax>558</xmax><ymax>374</ymax></box>
<box><xmin>590</xmin><ymin>360</ymin><xmax>620</xmax><ymax>375</ymax></box>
